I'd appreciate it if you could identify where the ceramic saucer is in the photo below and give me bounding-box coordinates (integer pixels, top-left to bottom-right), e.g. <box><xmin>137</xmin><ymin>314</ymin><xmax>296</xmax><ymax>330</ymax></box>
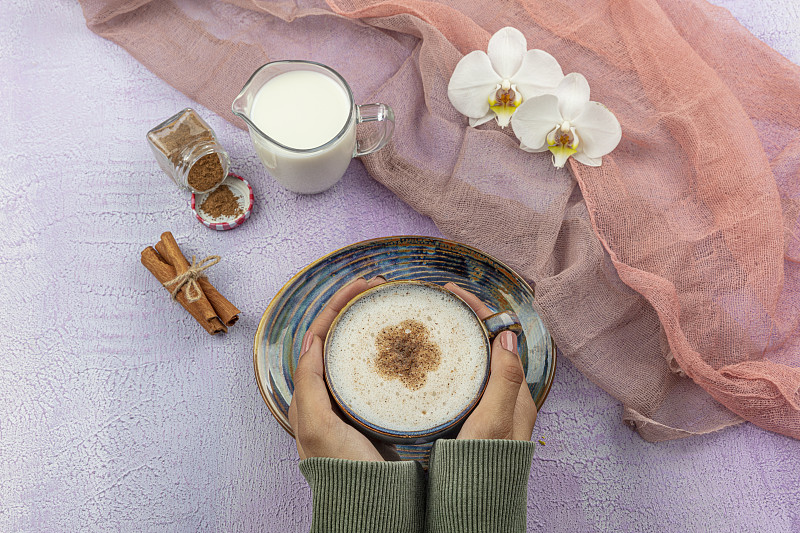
<box><xmin>253</xmin><ymin>236</ymin><xmax>556</xmax><ymax>462</ymax></box>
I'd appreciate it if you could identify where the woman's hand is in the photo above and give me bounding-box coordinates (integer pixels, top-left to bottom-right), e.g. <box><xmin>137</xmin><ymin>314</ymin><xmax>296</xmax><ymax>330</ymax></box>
<box><xmin>288</xmin><ymin>276</ymin><xmax>395</xmax><ymax>461</ymax></box>
<box><xmin>444</xmin><ymin>282</ymin><xmax>537</xmax><ymax>441</ymax></box>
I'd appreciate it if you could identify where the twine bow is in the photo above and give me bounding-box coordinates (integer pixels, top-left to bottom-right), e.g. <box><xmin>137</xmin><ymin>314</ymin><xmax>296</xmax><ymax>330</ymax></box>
<box><xmin>163</xmin><ymin>255</ymin><xmax>221</xmax><ymax>303</ymax></box>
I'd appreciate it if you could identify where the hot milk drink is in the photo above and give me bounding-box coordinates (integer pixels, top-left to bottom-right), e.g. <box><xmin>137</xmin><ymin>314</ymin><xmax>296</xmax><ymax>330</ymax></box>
<box><xmin>326</xmin><ymin>283</ymin><xmax>489</xmax><ymax>432</ymax></box>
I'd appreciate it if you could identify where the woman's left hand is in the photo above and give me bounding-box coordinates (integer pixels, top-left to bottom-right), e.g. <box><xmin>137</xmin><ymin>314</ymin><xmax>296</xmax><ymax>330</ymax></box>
<box><xmin>288</xmin><ymin>276</ymin><xmax>396</xmax><ymax>461</ymax></box>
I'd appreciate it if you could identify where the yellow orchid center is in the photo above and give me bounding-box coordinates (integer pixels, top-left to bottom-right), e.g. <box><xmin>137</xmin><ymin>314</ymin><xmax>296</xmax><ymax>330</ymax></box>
<box><xmin>488</xmin><ymin>80</ymin><xmax>522</xmax><ymax>128</ymax></box>
<box><xmin>546</xmin><ymin>121</ymin><xmax>580</xmax><ymax>168</ymax></box>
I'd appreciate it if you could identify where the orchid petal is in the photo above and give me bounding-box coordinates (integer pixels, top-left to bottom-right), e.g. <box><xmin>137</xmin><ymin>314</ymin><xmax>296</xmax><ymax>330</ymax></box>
<box><xmin>510</xmin><ymin>94</ymin><xmax>562</xmax><ymax>149</ymax></box>
<box><xmin>489</xmin><ymin>83</ymin><xmax>522</xmax><ymax>128</ymax></box>
<box><xmin>448</xmin><ymin>51</ymin><xmax>502</xmax><ymax>119</ymax></box>
<box><xmin>469</xmin><ymin>113</ymin><xmax>495</xmax><ymax>128</ymax></box>
<box><xmin>572</xmin><ymin>101</ymin><xmax>622</xmax><ymax>158</ymax></box>
<box><xmin>487</xmin><ymin>27</ymin><xmax>527</xmax><ymax>79</ymax></box>
<box><xmin>492</xmin><ymin>105</ymin><xmax>516</xmax><ymax>128</ymax></box>
<box><xmin>556</xmin><ymin>73</ymin><xmax>591</xmax><ymax>122</ymax></box>
<box><xmin>511</xmin><ymin>49</ymin><xmax>564</xmax><ymax>99</ymax></box>
<box><xmin>572</xmin><ymin>151</ymin><xmax>603</xmax><ymax>166</ymax></box>
<box><xmin>549</xmin><ymin>145</ymin><xmax>577</xmax><ymax>168</ymax></box>
<box><xmin>519</xmin><ymin>141</ymin><xmax>550</xmax><ymax>153</ymax></box>
<box><xmin>550</xmin><ymin>146</ymin><xmax>576</xmax><ymax>168</ymax></box>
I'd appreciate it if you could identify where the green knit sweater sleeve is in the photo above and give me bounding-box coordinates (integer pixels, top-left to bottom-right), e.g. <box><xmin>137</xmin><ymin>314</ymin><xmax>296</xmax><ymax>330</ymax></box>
<box><xmin>425</xmin><ymin>439</ymin><xmax>536</xmax><ymax>533</ymax></box>
<box><xmin>299</xmin><ymin>458</ymin><xmax>426</xmax><ymax>533</ymax></box>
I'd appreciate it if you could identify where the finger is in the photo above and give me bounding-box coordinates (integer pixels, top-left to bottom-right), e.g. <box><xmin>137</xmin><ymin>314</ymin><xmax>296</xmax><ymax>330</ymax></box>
<box><xmin>307</xmin><ymin>278</ymin><xmax>369</xmax><ymax>340</ymax></box>
<box><xmin>513</xmin><ymin>379</ymin><xmax>537</xmax><ymax>441</ymax></box>
<box><xmin>287</xmin><ymin>395</ymin><xmax>307</xmax><ymax>459</ymax></box>
<box><xmin>293</xmin><ymin>335</ymin><xmax>333</xmax><ymax>424</ymax></box>
<box><xmin>308</xmin><ymin>277</ymin><xmax>385</xmax><ymax>340</ymax></box>
<box><xmin>366</xmin><ymin>275</ymin><xmax>387</xmax><ymax>289</ymax></box>
<box><xmin>472</xmin><ymin>333</ymin><xmax>525</xmax><ymax>423</ymax></box>
<box><xmin>289</xmin><ymin>332</ymin><xmax>312</xmax><ymax>460</ymax></box>
<box><xmin>501</xmin><ymin>330</ymin><xmax>537</xmax><ymax>440</ymax></box>
<box><xmin>288</xmin><ymin>393</ymin><xmax>298</xmax><ymax>434</ymax></box>
<box><xmin>444</xmin><ymin>282</ymin><xmax>493</xmax><ymax>319</ymax></box>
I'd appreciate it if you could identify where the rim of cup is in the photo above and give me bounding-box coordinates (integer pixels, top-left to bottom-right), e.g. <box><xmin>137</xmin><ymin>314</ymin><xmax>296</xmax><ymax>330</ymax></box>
<box><xmin>322</xmin><ymin>280</ymin><xmax>493</xmax><ymax>442</ymax></box>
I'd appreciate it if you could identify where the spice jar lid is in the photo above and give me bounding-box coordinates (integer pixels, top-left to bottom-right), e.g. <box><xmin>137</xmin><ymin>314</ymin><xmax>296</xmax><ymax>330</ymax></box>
<box><xmin>191</xmin><ymin>173</ymin><xmax>253</xmax><ymax>231</ymax></box>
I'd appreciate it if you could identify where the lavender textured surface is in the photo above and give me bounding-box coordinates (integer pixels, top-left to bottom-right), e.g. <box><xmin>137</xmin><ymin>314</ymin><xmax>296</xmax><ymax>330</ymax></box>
<box><xmin>1</xmin><ymin>1</ymin><xmax>799</xmax><ymax>531</ymax></box>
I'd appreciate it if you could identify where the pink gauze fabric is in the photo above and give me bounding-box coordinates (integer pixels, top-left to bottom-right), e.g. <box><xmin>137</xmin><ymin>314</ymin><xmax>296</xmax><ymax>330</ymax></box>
<box><xmin>79</xmin><ymin>0</ymin><xmax>800</xmax><ymax>441</ymax></box>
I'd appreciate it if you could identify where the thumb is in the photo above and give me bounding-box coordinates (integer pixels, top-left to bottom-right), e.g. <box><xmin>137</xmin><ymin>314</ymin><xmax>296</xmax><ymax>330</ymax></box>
<box><xmin>293</xmin><ymin>335</ymin><xmax>333</xmax><ymax>423</ymax></box>
<box><xmin>473</xmin><ymin>331</ymin><xmax>525</xmax><ymax>422</ymax></box>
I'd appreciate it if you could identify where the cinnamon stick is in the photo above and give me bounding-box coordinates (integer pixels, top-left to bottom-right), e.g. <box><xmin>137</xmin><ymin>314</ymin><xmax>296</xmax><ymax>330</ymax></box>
<box><xmin>141</xmin><ymin>247</ymin><xmax>227</xmax><ymax>335</ymax></box>
<box><xmin>155</xmin><ymin>234</ymin><xmax>240</xmax><ymax>326</ymax></box>
<box><xmin>156</xmin><ymin>232</ymin><xmax>222</xmax><ymax>326</ymax></box>
<box><xmin>197</xmin><ymin>278</ymin><xmax>239</xmax><ymax>326</ymax></box>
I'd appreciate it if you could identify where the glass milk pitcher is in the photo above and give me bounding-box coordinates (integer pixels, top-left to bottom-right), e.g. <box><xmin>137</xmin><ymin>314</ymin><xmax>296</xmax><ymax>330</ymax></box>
<box><xmin>232</xmin><ymin>61</ymin><xmax>394</xmax><ymax>194</ymax></box>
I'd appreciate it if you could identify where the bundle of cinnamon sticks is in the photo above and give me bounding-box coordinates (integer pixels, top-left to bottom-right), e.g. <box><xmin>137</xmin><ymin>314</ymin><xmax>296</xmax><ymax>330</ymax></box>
<box><xmin>141</xmin><ymin>232</ymin><xmax>240</xmax><ymax>335</ymax></box>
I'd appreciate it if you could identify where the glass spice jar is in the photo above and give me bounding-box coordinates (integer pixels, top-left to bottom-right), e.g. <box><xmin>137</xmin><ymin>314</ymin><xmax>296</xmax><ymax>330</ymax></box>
<box><xmin>146</xmin><ymin>108</ymin><xmax>230</xmax><ymax>193</ymax></box>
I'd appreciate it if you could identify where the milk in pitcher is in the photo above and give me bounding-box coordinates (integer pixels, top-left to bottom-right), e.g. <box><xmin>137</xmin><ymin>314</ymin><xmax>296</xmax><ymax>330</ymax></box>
<box><xmin>248</xmin><ymin>70</ymin><xmax>355</xmax><ymax>194</ymax></box>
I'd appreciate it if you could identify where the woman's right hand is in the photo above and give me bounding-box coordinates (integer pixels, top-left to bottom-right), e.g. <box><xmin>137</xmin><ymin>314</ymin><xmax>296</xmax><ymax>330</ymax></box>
<box><xmin>444</xmin><ymin>282</ymin><xmax>537</xmax><ymax>441</ymax></box>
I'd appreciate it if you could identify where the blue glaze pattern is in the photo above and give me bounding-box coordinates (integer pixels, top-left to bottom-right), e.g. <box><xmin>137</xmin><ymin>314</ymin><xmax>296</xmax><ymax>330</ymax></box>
<box><xmin>253</xmin><ymin>236</ymin><xmax>556</xmax><ymax>463</ymax></box>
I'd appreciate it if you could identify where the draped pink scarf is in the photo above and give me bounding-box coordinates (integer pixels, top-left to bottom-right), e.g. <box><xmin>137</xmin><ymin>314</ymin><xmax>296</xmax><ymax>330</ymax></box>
<box><xmin>80</xmin><ymin>0</ymin><xmax>800</xmax><ymax>441</ymax></box>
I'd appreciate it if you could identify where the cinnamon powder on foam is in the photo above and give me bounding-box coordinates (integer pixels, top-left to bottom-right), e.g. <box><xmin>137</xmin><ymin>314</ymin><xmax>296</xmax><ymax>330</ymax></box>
<box><xmin>374</xmin><ymin>318</ymin><xmax>442</xmax><ymax>390</ymax></box>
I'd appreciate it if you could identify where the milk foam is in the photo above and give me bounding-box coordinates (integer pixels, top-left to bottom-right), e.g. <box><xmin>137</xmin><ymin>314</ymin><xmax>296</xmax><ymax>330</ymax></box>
<box><xmin>326</xmin><ymin>284</ymin><xmax>488</xmax><ymax>432</ymax></box>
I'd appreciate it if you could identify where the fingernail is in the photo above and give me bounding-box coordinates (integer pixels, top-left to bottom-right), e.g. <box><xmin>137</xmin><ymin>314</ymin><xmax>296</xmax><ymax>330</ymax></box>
<box><xmin>500</xmin><ymin>330</ymin><xmax>517</xmax><ymax>354</ymax></box>
<box><xmin>300</xmin><ymin>330</ymin><xmax>314</xmax><ymax>355</ymax></box>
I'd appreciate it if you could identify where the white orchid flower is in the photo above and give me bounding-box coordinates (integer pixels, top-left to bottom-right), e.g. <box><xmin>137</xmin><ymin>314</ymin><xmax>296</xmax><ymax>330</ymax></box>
<box><xmin>511</xmin><ymin>73</ymin><xmax>622</xmax><ymax>168</ymax></box>
<box><xmin>448</xmin><ymin>27</ymin><xmax>564</xmax><ymax>128</ymax></box>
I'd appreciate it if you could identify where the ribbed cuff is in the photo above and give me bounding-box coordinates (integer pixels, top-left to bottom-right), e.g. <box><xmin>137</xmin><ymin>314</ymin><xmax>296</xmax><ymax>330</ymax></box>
<box><xmin>299</xmin><ymin>458</ymin><xmax>426</xmax><ymax>533</ymax></box>
<box><xmin>426</xmin><ymin>439</ymin><xmax>535</xmax><ymax>533</ymax></box>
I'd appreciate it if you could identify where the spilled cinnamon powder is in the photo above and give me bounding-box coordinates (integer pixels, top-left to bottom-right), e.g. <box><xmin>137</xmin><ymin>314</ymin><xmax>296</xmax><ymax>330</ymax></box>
<box><xmin>199</xmin><ymin>185</ymin><xmax>243</xmax><ymax>219</ymax></box>
<box><xmin>374</xmin><ymin>319</ymin><xmax>441</xmax><ymax>390</ymax></box>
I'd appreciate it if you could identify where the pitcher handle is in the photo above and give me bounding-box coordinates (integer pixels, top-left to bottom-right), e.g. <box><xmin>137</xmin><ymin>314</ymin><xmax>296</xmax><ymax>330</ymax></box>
<box><xmin>354</xmin><ymin>103</ymin><xmax>395</xmax><ymax>157</ymax></box>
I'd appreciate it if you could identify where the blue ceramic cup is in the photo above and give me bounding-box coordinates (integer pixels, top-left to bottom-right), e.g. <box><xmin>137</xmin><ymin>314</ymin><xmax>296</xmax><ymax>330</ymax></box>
<box><xmin>323</xmin><ymin>280</ymin><xmax>521</xmax><ymax>444</ymax></box>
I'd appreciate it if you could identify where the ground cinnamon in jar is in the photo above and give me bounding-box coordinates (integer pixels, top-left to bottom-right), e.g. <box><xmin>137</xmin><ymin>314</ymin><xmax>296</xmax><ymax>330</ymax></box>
<box><xmin>150</xmin><ymin>117</ymin><xmax>214</xmax><ymax>161</ymax></box>
<box><xmin>200</xmin><ymin>185</ymin><xmax>244</xmax><ymax>219</ymax></box>
<box><xmin>146</xmin><ymin>108</ymin><xmax>229</xmax><ymax>192</ymax></box>
<box><xmin>188</xmin><ymin>154</ymin><xmax>225</xmax><ymax>192</ymax></box>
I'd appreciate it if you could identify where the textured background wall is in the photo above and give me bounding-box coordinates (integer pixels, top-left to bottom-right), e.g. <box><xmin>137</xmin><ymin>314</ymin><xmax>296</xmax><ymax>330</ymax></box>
<box><xmin>1</xmin><ymin>1</ymin><xmax>799</xmax><ymax>531</ymax></box>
